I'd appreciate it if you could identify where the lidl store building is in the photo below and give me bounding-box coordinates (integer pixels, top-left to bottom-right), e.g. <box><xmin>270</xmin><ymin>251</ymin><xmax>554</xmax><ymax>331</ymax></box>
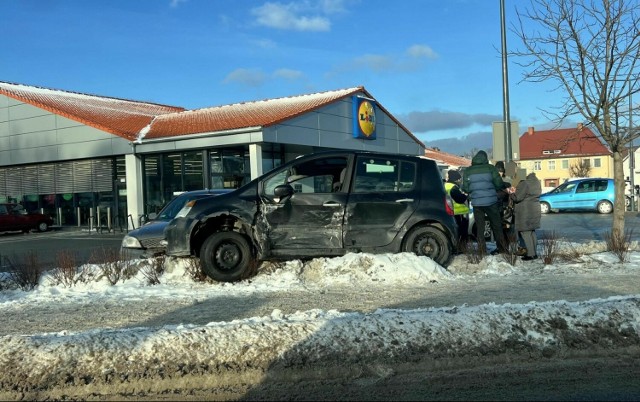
<box><xmin>0</xmin><ymin>82</ymin><xmax>425</xmax><ymax>230</ymax></box>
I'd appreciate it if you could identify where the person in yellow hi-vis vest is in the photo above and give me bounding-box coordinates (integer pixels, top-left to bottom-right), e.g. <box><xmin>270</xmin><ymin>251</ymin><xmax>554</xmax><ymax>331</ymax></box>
<box><xmin>444</xmin><ymin>170</ymin><xmax>470</xmax><ymax>250</ymax></box>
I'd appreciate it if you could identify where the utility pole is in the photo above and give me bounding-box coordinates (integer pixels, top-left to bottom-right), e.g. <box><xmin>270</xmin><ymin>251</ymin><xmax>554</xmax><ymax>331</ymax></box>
<box><xmin>500</xmin><ymin>0</ymin><xmax>512</xmax><ymax>163</ymax></box>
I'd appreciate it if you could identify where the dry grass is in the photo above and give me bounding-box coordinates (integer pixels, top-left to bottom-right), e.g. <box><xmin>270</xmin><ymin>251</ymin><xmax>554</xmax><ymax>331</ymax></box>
<box><xmin>6</xmin><ymin>251</ymin><xmax>47</xmax><ymax>290</ymax></box>
<box><xmin>183</xmin><ymin>257</ymin><xmax>210</xmax><ymax>282</ymax></box>
<box><xmin>140</xmin><ymin>255</ymin><xmax>166</xmax><ymax>285</ymax></box>
<box><xmin>461</xmin><ymin>241</ymin><xmax>484</xmax><ymax>264</ymax></box>
<box><xmin>89</xmin><ymin>246</ymin><xmax>137</xmax><ymax>285</ymax></box>
<box><xmin>540</xmin><ymin>231</ymin><xmax>559</xmax><ymax>265</ymax></box>
<box><xmin>51</xmin><ymin>250</ymin><xmax>81</xmax><ymax>287</ymax></box>
<box><xmin>604</xmin><ymin>228</ymin><xmax>633</xmax><ymax>263</ymax></box>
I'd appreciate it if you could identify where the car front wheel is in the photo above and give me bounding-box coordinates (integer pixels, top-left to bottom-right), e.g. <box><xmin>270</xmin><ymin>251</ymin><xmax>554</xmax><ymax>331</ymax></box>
<box><xmin>540</xmin><ymin>202</ymin><xmax>551</xmax><ymax>214</ymax></box>
<box><xmin>597</xmin><ymin>200</ymin><xmax>613</xmax><ymax>214</ymax></box>
<box><xmin>403</xmin><ymin>225</ymin><xmax>453</xmax><ymax>267</ymax></box>
<box><xmin>200</xmin><ymin>231</ymin><xmax>255</xmax><ymax>282</ymax></box>
<box><xmin>37</xmin><ymin>221</ymin><xmax>49</xmax><ymax>232</ymax></box>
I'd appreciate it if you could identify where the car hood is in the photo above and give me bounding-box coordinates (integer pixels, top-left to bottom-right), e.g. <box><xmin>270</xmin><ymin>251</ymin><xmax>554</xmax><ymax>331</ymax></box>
<box><xmin>128</xmin><ymin>220</ymin><xmax>169</xmax><ymax>239</ymax></box>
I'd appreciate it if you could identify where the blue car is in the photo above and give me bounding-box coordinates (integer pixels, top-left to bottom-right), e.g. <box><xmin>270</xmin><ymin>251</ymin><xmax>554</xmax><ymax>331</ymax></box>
<box><xmin>539</xmin><ymin>178</ymin><xmax>623</xmax><ymax>214</ymax></box>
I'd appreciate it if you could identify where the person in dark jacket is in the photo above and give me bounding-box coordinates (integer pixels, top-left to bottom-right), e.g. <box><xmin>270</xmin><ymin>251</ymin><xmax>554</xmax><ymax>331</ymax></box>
<box><xmin>461</xmin><ymin>150</ymin><xmax>507</xmax><ymax>254</ymax></box>
<box><xmin>444</xmin><ymin>170</ymin><xmax>469</xmax><ymax>248</ymax></box>
<box><xmin>513</xmin><ymin>172</ymin><xmax>542</xmax><ymax>260</ymax></box>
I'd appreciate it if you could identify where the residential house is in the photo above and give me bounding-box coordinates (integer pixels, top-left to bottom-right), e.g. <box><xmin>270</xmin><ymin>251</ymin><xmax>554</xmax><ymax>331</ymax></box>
<box><xmin>518</xmin><ymin>124</ymin><xmax>613</xmax><ymax>189</ymax></box>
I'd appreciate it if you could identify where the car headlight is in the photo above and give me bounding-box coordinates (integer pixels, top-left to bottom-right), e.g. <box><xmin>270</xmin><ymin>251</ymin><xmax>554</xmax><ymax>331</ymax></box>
<box><xmin>175</xmin><ymin>200</ymin><xmax>197</xmax><ymax>218</ymax></box>
<box><xmin>121</xmin><ymin>235</ymin><xmax>143</xmax><ymax>249</ymax></box>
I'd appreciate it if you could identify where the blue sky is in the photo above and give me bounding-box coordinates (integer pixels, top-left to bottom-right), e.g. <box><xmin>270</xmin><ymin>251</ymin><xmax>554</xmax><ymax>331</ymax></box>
<box><xmin>1</xmin><ymin>0</ymin><xmax>576</xmax><ymax>156</ymax></box>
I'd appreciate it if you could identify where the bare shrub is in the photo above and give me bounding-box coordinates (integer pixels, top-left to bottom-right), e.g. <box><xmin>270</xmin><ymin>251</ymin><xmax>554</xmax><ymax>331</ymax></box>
<box><xmin>7</xmin><ymin>251</ymin><xmax>47</xmax><ymax>291</ymax></box>
<box><xmin>604</xmin><ymin>228</ymin><xmax>633</xmax><ymax>263</ymax></box>
<box><xmin>461</xmin><ymin>241</ymin><xmax>484</xmax><ymax>264</ymax></box>
<box><xmin>51</xmin><ymin>250</ymin><xmax>80</xmax><ymax>287</ymax></box>
<box><xmin>89</xmin><ymin>246</ymin><xmax>137</xmax><ymax>285</ymax></box>
<box><xmin>501</xmin><ymin>239</ymin><xmax>519</xmax><ymax>266</ymax></box>
<box><xmin>540</xmin><ymin>231</ymin><xmax>559</xmax><ymax>265</ymax></box>
<box><xmin>184</xmin><ymin>257</ymin><xmax>210</xmax><ymax>282</ymax></box>
<box><xmin>140</xmin><ymin>255</ymin><xmax>166</xmax><ymax>285</ymax></box>
<box><xmin>556</xmin><ymin>242</ymin><xmax>584</xmax><ymax>263</ymax></box>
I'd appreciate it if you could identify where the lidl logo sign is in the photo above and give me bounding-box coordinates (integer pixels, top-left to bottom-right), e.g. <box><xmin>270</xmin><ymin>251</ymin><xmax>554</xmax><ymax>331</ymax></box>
<box><xmin>353</xmin><ymin>96</ymin><xmax>377</xmax><ymax>140</ymax></box>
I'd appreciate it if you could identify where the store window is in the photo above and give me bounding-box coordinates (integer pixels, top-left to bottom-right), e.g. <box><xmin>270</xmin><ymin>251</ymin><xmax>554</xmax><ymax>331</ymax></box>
<box><xmin>209</xmin><ymin>147</ymin><xmax>250</xmax><ymax>189</ymax></box>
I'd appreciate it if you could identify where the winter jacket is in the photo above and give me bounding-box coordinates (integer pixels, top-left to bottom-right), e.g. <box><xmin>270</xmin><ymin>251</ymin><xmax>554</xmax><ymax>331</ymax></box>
<box><xmin>461</xmin><ymin>151</ymin><xmax>505</xmax><ymax>207</ymax></box>
<box><xmin>513</xmin><ymin>172</ymin><xmax>542</xmax><ymax>231</ymax></box>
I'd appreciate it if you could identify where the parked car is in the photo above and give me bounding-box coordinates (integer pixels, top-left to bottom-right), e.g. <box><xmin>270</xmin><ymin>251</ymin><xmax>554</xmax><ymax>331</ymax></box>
<box><xmin>0</xmin><ymin>203</ymin><xmax>53</xmax><ymax>233</ymax></box>
<box><xmin>539</xmin><ymin>178</ymin><xmax>625</xmax><ymax>214</ymax></box>
<box><xmin>120</xmin><ymin>189</ymin><xmax>231</xmax><ymax>259</ymax></box>
<box><xmin>164</xmin><ymin>151</ymin><xmax>458</xmax><ymax>282</ymax></box>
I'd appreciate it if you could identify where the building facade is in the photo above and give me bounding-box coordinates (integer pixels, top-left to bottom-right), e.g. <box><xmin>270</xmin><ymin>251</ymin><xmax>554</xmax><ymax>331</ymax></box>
<box><xmin>0</xmin><ymin>82</ymin><xmax>425</xmax><ymax>230</ymax></box>
<box><xmin>518</xmin><ymin>124</ymin><xmax>614</xmax><ymax>190</ymax></box>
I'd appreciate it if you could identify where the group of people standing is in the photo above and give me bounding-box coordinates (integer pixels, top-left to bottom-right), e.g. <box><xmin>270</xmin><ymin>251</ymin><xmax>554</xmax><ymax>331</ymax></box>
<box><xmin>444</xmin><ymin>150</ymin><xmax>542</xmax><ymax>260</ymax></box>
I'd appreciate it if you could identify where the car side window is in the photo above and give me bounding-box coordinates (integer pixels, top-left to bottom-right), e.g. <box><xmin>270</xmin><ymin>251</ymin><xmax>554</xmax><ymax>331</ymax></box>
<box><xmin>263</xmin><ymin>157</ymin><xmax>348</xmax><ymax>196</ymax></box>
<box><xmin>353</xmin><ymin>156</ymin><xmax>415</xmax><ymax>193</ymax></box>
<box><xmin>576</xmin><ymin>181</ymin><xmax>595</xmax><ymax>194</ymax></box>
<box><xmin>0</xmin><ymin>205</ymin><xmax>7</xmax><ymax>215</ymax></box>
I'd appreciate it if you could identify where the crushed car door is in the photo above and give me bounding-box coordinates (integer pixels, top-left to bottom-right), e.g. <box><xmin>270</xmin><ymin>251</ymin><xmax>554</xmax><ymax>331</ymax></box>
<box><xmin>257</xmin><ymin>155</ymin><xmax>350</xmax><ymax>251</ymax></box>
<box><xmin>344</xmin><ymin>156</ymin><xmax>419</xmax><ymax>248</ymax></box>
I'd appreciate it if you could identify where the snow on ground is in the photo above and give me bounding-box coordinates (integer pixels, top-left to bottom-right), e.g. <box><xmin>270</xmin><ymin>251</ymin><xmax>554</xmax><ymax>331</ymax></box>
<box><xmin>1</xmin><ymin>240</ymin><xmax>640</xmax><ymax>389</ymax></box>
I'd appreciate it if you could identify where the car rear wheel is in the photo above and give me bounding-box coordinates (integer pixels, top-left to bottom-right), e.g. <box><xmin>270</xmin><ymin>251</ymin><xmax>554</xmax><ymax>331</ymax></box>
<box><xmin>200</xmin><ymin>231</ymin><xmax>255</xmax><ymax>282</ymax></box>
<box><xmin>540</xmin><ymin>202</ymin><xmax>551</xmax><ymax>214</ymax></box>
<box><xmin>37</xmin><ymin>221</ymin><xmax>49</xmax><ymax>232</ymax></box>
<box><xmin>597</xmin><ymin>200</ymin><xmax>613</xmax><ymax>214</ymax></box>
<box><xmin>403</xmin><ymin>225</ymin><xmax>453</xmax><ymax>267</ymax></box>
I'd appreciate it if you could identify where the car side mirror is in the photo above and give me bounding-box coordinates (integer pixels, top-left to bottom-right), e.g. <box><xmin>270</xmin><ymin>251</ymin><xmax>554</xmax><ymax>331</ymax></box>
<box><xmin>148</xmin><ymin>212</ymin><xmax>157</xmax><ymax>220</ymax></box>
<box><xmin>274</xmin><ymin>184</ymin><xmax>294</xmax><ymax>199</ymax></box>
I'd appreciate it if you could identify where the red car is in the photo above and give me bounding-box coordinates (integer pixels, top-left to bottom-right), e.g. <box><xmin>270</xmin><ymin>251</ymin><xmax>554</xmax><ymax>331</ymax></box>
<box><xmin>0</xmin><ymin>203</ymin><xmax>53</xmax><ymax>233</ymax></box>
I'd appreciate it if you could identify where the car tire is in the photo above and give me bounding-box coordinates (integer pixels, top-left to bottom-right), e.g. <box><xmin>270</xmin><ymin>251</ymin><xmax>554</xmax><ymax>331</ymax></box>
<box><xmin>540</xmin><ymin>202</ymin><xmax>551</xmax><ymax>214</ymax></box>
<box><xmin>200</xmin><ymin>231</ymin><xmax>255</xmax><ymax>282</ymax></box>
<box><xmin>403</xmin><ymin>225</ymin><xmax>453</xmax><ymax>267</ymax></box>
<box><xmin>597</xmin><ymin>200</ymin><xmax>613</xmax><ymax>214</ymax></box>
<box><xmin>36</xmin><ymin>222</ymin><xmax>49</xmax><ymax>232</ymax></box>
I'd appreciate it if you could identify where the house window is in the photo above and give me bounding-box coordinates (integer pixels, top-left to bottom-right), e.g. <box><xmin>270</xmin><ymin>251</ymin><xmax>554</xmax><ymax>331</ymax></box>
<box><xmin>562</xmin><ymin>160</ymin><xmax>569</xmax><ymax>169</ymax></box>
<box><xmin>594</xmin><ymin>158</ymin><xmax>601</xmax><ymax>168</ymax></box>
<box><xmin>533</xmin><ymin>161</ymin><xmax>541</xmax><ymax>171</ymax></box>
<box><xmin>583</xmin><ymin>159</ymin><xmax>591</xmax><ymax>168</ymax></box>
<box><xmin>548</xmin><ymin>160</ymin><xmax>556</xmax><ymax>171</ymax></box>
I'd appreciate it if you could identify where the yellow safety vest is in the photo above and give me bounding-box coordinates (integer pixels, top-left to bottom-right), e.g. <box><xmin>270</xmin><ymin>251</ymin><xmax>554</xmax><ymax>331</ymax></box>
<box><xmin>444</xmin><ymin>182</ymin><xmax>470</xmax><ymax>215</ymax></box>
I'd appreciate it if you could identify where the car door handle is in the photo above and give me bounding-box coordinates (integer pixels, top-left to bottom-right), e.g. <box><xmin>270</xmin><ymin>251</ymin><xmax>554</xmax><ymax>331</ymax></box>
<box><xmin>396</xmin><ymin>198</ymin><xmax>414</xmax><ymax>203</ymax></box>
<box><xmin>323</xmin><ymin>201</ymin><xmax>342</xmax><ymax>207</ymax></box>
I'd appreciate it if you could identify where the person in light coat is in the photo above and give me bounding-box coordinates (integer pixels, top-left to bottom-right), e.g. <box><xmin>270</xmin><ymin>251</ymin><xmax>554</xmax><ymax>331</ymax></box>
<box><xmin>513</xmin><ymin>172</ymin><xmax>542</xmax><ymax>260</ymax></box>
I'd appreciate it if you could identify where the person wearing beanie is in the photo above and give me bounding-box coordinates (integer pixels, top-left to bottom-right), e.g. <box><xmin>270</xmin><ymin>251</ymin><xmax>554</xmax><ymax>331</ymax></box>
<box><xmin>461</xmin><ymin>150</ymin><xmax>508</xmax><ymax>255</ymax></box>
<box><xmin>445</xmin><ymin>169</ymin><xmax>470</xmax><ymax>248</ymax></box>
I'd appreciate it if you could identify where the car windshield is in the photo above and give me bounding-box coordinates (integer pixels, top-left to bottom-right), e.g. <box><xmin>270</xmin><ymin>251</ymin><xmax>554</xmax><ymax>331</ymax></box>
<box><xmin>156</xmin><ymin>194</ymin><xmax>199</xmax><ymax>221</ymax></box>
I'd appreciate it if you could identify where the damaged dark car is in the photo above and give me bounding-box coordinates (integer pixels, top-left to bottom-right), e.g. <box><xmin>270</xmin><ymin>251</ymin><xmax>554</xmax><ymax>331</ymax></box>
<box><xmin>164</xmin><ymin>151</ymin><xmax>458</xmax><ymax>282</ymax></box>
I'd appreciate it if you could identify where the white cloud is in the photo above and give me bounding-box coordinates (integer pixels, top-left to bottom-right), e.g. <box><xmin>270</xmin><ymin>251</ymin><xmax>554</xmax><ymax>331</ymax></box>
<box><xmin>223</xmin><ymin>68</ymin><xmax>267</xmax><ymax>87</ymax></box>
<box><xmin>273</xmin><ymin>68</ymin><xmax>305</xmax><ymax>81</ymax></box>
<box><xmin>169</xmin><ymin>0</ymin><xmax>187</xmax><ymax>8</ymax></box>
<box><xmin>406</xmin><ymin>44</ymin><xmax>438</xmax><ymax>59</ymax></box>
<box><xmin>251</xmin><ymin>2</ymin><xmax>331</xmax><ymax>31</ymax></box>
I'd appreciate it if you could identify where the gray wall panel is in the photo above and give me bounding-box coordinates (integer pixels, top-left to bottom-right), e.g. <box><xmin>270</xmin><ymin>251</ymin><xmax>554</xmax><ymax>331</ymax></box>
<box><xmin>55</xmin><ymin>115</ymin><xmax>84</xmax><ymax>129</ymax></box>
<box><xmin>56</xmin><ymin>125</ymin><xmax>117</xmax><ymax>143</ymax></box>
<box><xmin>10</xmin><ymin>131</ymin><xmax>57</xmax><ymax>148</ymax></box>
<box><xmin>0</xmin><ymin>122</ymin><xmax>7</xmax><ymax>137</ymax></box>
<box><xmin>8</xmin><ymin>103</ymin><xmax>49</xmax><ymax>120</ymax></box>
<box><xmin>8</xmin><ymin>114</ymin><xmax>57</xmax><ymax>135</ymax></box>
<box><xmin>0</xmin><ymin>151</ymin><xmax>10</xmax><ymax>164</ymax></box>
<box><xmin>11</xmin><ymin>146</ymin><xmax>59</xmax><ymax>164</ymax></box>
<box><xmin>56</xmin><ymin>138</ymin><xmax>115</xmax><ymax>159</ymax></box>
<box><xmin>0</xmin><ymin>94</ymin><xmax>9</xmax><ymax>109</ymax></box>
<box><xmin>274</xmin><ymin>126</ymin><xmax>319</xmax><ymax>146</ymax></box>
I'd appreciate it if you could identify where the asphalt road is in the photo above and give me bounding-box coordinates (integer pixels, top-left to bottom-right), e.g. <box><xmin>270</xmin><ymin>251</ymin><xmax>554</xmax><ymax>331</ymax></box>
<box><xmin>0</xmin><ymin>211</ymin><xmax>638</xmax><ymax>272</ymax></box>
<box><xmin>0</xmin><ymin>227</ymin><xmax>125</xmax><ymax>271</ymax></box>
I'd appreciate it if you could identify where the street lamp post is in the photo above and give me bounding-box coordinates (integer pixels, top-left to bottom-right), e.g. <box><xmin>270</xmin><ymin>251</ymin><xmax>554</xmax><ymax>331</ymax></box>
<box><xmin>500</xmin><ymin>0</ymin><xmax>512</xmax><ymax>163</ymax></box>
